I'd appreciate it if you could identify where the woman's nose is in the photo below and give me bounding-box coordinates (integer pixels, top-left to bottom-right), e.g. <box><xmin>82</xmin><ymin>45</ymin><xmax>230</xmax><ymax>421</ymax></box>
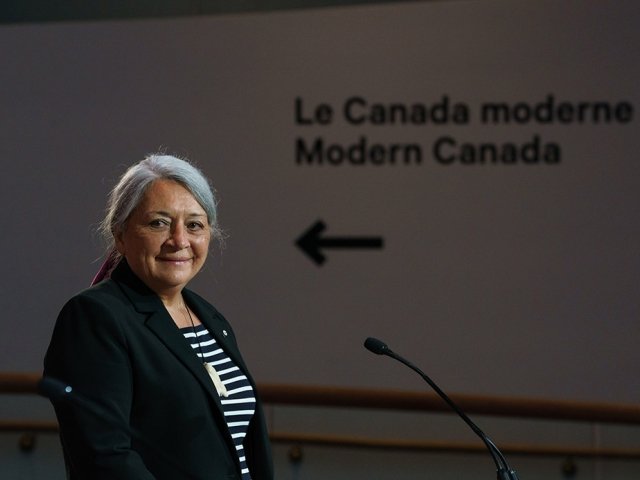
<box><xmin>169</xmin><ymin>225</ymin><xmax>189</xmax><ymax>249</ymax></box>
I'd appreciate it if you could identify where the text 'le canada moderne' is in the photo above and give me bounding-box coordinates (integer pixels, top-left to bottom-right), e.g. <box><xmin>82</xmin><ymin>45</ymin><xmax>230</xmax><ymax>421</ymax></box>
<box><xmin>294</xmin><ymin>96</ymin><xmax>633</xmax><ymax>166</ymax></box>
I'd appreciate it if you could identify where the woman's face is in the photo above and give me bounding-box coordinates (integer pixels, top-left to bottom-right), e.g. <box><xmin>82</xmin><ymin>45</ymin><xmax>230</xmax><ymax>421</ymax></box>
<box><xmin>115</xmin><ymin>179</ymin><xmax>211</xmax><ymax>300</ymax></box>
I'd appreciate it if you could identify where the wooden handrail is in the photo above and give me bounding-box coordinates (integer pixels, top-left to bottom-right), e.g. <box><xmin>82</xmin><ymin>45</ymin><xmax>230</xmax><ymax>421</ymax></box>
<box><xmin>270</xmin><ymin>433</ymin><xmax>640</xmax><ymax>460</ymax></box>
<box><xmin>259</xmin><ymin>384</ymin><xmax>640</xmax><ymax>424</ymax></box>
<box><xmin>0</xmin><ymin>372</ymin><xmax>41</xmax><ymax>394</ymax></box>
<box><xmin>0</xmin><ymin>421</ymin><xmax>59</xmax><ymax>432</ymax></box>
<box><xmin>0</xmin><ymin>421</ymin><xmax>638</xmax><ymax>460</ymax></box>
<box><xmin>3</xmin><ymin>372</ymin><xmax>640</xmax><ymax>424</ymax></box>
<box><xmin>2</xmin><ymin>372</ymin><xmax>639</xmax><ymax>461</ymax></box>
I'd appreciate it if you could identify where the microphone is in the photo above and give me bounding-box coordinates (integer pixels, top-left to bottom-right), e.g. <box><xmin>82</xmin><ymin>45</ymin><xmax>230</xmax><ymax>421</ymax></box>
<box><xmin>364</xmin><ymin>337</ymin><xmax>519</xmax><ymax>480</ymax></box>
<box><xmin>363</xmin><ymin>337</ymin><xmax>388</xmax><ymax>355</ymax></box>
<box><xmin>39</xmin><ymin>376</ymin><xmax>122</xmax><ymax>426</ymax></box>
<box><xmin>38</xmin><ymin>376</ymin><xmax>76</xmax><ymax>403</ymax></box>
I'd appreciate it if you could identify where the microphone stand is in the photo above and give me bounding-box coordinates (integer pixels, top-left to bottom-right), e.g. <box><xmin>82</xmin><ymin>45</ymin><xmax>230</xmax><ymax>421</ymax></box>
<box><xmin>364</xmin><ymin>337</ymin><xmax>519</xmax><ymax>480</ymax></box>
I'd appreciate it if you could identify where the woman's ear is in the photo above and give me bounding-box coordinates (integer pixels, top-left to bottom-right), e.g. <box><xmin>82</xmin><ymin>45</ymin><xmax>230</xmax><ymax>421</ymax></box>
<box><xmin>114</xmin><ymin>229</ymin><xmax>126</xmax><ymax>256</ymax></box>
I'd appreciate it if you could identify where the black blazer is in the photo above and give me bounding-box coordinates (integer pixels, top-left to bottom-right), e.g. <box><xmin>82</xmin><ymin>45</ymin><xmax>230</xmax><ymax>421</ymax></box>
<box><xmin>44</xmin><ymin>260</ymin><xmax>273</xmax><ymax>480</ymax></box>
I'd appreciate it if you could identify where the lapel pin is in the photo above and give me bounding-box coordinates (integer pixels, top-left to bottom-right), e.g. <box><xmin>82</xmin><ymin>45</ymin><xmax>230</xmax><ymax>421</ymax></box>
<box><xmin>223</xmin><ymin>330</ymin><xmax>228</xmax><ymax>337</ymax></box>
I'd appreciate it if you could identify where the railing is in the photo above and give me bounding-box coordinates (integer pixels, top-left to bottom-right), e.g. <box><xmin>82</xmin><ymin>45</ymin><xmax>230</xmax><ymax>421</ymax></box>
<box><xmin>2</xmin><ymin>372</ymin><xmax>640</xmax><ymax>460</ymax></box>
<box><xmin>259</xmin><ymin>384</ymin><xmax>640</xmax><ymax>424</ymax></box>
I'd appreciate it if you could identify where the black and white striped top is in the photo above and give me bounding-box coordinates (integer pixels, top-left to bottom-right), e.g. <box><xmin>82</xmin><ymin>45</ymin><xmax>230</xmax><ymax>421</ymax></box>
<box><xmin>181</xmin><ymin>323</ymin><xmax>255</xmax><ymax>480</ymax></box>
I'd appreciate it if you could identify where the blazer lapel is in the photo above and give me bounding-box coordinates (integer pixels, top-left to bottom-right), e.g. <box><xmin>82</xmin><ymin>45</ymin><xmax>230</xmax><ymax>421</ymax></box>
<box><xmin>144</xmin><ymin>310</ymin><xmax>225</xmax><ymax>408</ymax></box>
<box><xmin>142</xmin><ymin>304</ymin><xmax>249</xmax><ymax>472</ymax></box>
<box><xmin>111</xmin><ymin>261</ymin><xmax>226</xmax><ymax>411</ymax></box>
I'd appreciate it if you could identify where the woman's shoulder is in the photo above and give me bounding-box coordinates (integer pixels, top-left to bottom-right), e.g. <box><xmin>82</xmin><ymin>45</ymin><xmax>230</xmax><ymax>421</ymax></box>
<box><xmin>49</xmin><ymin>280</ymin><xmax>136</xmax><ymax>350</ymax></box>
<box><xmin>58</xmin><ymin>279</ymin><xmax>132</xmax><ymax>322</ymax></box>
<box><xmin>68</xmin><ymin>278</ymin><xmax>126</xmax><ymax>304</ymax></box>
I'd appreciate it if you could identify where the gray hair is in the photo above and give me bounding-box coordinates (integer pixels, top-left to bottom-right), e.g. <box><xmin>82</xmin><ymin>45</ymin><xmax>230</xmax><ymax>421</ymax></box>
<box><xmin>100</xmin><ymin>153</ymin><xmax>222</xmax><ymax>255</ymax></box>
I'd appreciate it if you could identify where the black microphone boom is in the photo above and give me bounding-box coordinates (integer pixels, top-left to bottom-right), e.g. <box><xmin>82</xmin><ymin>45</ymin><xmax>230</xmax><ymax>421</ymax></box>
<box><xmin>364</xmin><ymin>337</ymin><xmax>519</xmax><ymax>480</ymax></box>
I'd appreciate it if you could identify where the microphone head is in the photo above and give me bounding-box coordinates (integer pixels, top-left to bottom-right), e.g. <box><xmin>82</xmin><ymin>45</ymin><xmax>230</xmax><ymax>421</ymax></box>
<box><xmin>364</xmin><ymin>337</ymin><xmax>390</xmax><ymax>355</ymax></box>
<box><xmin>38</xmin><ymin>376</ymin><xmax>73</xmax><ymax>402</ymax></box>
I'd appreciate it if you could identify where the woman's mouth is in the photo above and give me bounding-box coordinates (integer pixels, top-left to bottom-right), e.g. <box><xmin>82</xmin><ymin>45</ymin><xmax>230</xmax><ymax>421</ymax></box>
<box><xmin>157</xmin><ymin>257</ymin><xmax>192</xmax><ymax>264</ymax></box>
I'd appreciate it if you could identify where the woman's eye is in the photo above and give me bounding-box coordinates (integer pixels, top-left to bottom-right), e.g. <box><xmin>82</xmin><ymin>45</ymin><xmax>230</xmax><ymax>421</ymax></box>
<box><xmin>187</xmin><ymin>221</ymin><xmax>205</xmax><ymax>231</ymax></box>
<box><xmin>149</xmin><ymin>219</ymin><xmax>168</xmax><ymax>228</ymax></box>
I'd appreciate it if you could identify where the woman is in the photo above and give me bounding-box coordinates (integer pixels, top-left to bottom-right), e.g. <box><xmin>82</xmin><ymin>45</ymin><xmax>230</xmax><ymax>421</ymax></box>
<box><xmin>44</xmin><ymin>154</ymin><xmax>273</xmax><ymax>480</ymax></box>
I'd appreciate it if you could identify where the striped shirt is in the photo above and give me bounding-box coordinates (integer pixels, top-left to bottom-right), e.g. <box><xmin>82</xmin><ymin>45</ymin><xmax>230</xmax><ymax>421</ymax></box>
<box><xmin>181</xmin><ymin>323</ymin><xmax>255</xmax><ymax>480</ymax></box>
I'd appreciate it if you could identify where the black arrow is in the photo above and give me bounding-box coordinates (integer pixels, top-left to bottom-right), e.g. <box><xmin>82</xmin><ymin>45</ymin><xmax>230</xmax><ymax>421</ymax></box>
<box><xmin>295</xmin><ymin>220</ymin><xmax>384</xmax><ymax>266</ymax></box>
